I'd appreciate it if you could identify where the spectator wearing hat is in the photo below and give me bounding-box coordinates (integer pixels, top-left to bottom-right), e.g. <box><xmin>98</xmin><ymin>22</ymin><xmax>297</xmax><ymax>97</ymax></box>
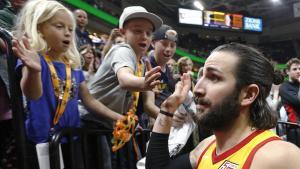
<box><xmin>138</xmin><ymin>25</ymin><xmax>179</xmax><ymax>135</ymax></box>
<box><xmin>149</xmin><ymin>25</ymin><xmax>177</xmax><ymax>106</ymax></box>
<box><xmin>79</xmin><ymin>6</ymin><xmax>163</xmax><ymax>169</ymax></box>
<box><xmin>149</xmin><ymin>25</ymin><xmax>202</xmax><ymax>154</ymax></box>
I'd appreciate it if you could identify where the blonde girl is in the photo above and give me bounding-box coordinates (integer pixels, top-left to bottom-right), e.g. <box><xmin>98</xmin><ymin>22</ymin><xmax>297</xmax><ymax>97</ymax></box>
<box><xmin>12</xmin><ymin>0</ymin><xmax>123</xmax><ymax>146</ymax></box>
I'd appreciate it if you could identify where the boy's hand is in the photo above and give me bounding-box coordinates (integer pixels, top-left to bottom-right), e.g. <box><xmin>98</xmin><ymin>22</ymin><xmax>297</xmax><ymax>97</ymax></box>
<box><xmin>12</xmin><ymin>36</ymin><xmax>41</xmax><ymax>73</ymax></box>
<box><xmin>161</xmin><ymin>73</ymin><xmax>191</xmax><ymax>114</ymax></box>
<box><xmin>143</xmin><ymin>60</ymin><xmax>161</xmax><ymax>90</ymax></box>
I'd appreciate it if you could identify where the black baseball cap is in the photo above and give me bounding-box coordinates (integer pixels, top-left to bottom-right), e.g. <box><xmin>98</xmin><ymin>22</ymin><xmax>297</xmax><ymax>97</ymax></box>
<box><xmin>152</xmin><ymin>24</ymin><xmax>178</xmax><ymax>42</ymax></box>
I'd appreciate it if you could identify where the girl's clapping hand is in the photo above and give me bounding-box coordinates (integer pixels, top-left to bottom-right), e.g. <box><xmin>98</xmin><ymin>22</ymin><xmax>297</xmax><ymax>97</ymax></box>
<box><xmin>12</xmin><ymin>36</ymin><xmax>41</xmax><ymax>72</ymax></box>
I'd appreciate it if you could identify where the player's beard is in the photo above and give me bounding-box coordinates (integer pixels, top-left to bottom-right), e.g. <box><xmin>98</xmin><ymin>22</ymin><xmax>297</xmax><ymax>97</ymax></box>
<box><xmin>193</xmin><ymin>89</ymin><xmax>241</xmax><ymax>131</ymax></box>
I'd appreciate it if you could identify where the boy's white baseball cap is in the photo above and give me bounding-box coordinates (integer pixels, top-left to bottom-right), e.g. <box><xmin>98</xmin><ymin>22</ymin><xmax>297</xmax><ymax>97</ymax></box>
<box><xmin>119</xmin><ymin>6</ymin><xmax>163</xmax><ymax>31</ymax></box>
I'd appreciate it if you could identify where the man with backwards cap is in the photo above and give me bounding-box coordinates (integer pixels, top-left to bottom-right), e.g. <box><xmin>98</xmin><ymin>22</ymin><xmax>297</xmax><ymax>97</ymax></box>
<box><xmin>149</xmin><ymin>25</ymin><xmax>198</xmax><ymax>154</ymax></box>
<box><xmin>145</xmin><ymin>24</ymin><xmax>191</xmax><ymax>129</ymax></box>
<box><xmin>149</xmin><ymin>24</ymin><xmax>178</xmax><ymax>108</ymax></box>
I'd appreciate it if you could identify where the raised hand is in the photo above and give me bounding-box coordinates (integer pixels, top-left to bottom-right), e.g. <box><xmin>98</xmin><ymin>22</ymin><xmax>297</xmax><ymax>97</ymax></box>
<box><xmin>110</xmin><ymin>28</ymin><xmax>122</xmax><ymax>40</ymax></box>
<box><xmin>143</xmin><ymin>59</ymin><xmax>161</xmax><ymax>90</ymax></box>
<box><xmin>12</xmin><ymin>36</ymin><xmax>41</xmax><ymax>72</ymax></box>
<box><xmin>88</xmin><ymin>57</ymin><xmax>95</xmax><ymax>73</ymax></box>
<box><xmin>161</xmin><ymin>73</ymin><xmax>191</xmax><ymax>114</ymax></box>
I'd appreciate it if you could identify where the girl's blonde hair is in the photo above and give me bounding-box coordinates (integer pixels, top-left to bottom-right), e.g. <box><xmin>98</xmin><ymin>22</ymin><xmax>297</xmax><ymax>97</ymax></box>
<box><xmin>14</xmin><ymin>0</ymin><xmax>81</xmax><ymax>68</ymax></box>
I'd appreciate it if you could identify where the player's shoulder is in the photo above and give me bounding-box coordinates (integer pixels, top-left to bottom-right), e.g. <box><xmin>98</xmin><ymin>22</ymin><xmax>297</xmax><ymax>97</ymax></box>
<box><xmin>251</xmin><ymin>140</ymin><xmax>300</xmax><ymax>169</ymax></box>
<box><xmin>190</xmin><ymin>135</ymin><xmax>215</xmax><ymax>167</ymax></box>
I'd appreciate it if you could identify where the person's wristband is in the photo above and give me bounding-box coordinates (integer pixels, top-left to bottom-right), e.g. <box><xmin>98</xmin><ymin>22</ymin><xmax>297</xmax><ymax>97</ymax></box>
<box><xmin>159</xmin><ymin>109</ymin><xmax>173</xmax><ymax>117</ymax></box>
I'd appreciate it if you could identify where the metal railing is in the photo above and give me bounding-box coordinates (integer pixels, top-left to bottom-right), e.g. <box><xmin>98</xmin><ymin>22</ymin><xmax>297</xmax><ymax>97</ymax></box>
<box><xmin>49</xmin><ymin>128</ymin><xmax>113</xmax><ymax>169</ymax></box>
<box><xmin>0</xmin><ymin>29</ymin><xmax>29</xmax><ymax>169</ymax></box>
<box><xmin>49</xmin><ymin>127</ymin><xmax>151</xmax><ymax>169</ymax></box>
<box><xmin>276</xmin><ymin>120</ymin><xmax>300</xmax><ymax>147</ymax></box>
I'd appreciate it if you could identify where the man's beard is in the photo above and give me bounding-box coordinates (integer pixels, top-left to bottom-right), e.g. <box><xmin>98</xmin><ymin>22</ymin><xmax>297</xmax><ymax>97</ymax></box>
<box><xmin>193</xmin><ymin>90</ymin><xmax>241</xmax><ymax>131</ymax></box>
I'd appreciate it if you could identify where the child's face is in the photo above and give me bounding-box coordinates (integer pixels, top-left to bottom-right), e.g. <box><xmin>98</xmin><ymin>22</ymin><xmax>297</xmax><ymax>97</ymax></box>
<box><xmin>39</xmin><ymin>10</ymin><xmax>74</xmax><ymax>56</ymax></box>
<box><xmin>166</xmin><ymin>59</ymin><xmax>176</xmax><ymax>72</ymax></box>
<box><xmin>122</xmin><ymin>18</ymin><xmax>153</xmax><ymax>57</ymax></box>
<box><xmin>83</xmin><ymin>49</ymin><xmax>94</xmax><ymax>65</ymax></box>
<box><xmin>181</xmin><ymin>60</ymin><xmax>193</xmax><ymax>74</ymax></box>
<box><xmin>153</xmin><ymin>39</ymin><xmax>176</xmax><ymax>65</ymax></box>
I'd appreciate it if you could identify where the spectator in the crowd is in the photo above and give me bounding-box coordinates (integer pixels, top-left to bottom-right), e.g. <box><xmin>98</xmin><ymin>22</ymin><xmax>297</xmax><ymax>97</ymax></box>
<box><xmin>0</xmin><ymin>0</ymin><xmax>27</xmax><ymax>168</ymax></box>
<box><xmin>79</xmin><ymin>44</ymin><xmax>97</xmax><ymax>83</ymax></box>
<box><xmin>0</xmin><ymin>0</ymin><xmax>25</xmax><ymax>31</ymax></box>
<box><xmin>80</xmin><ymin>4</ymin><xmax>162</xmax><ymax>133</ymax></box>
<box><xmin>101</xmin><ymin>28</ymin><xmax>124</xmax><ymax>57</ymax></box>
<box><xmin>135</xmin><ymin>25</ymin><xmax>179</xmax><ymax>161</ymax></box>
<box><xmin>279</xmin><ymin>58</ymin><xmax>300</xmax><ymax>146</ymax></box>
<box><xmin>148</xmin><ymin>23</ymin><xmax>197</xmax><ymax>155</ymax></box>
<box><xmin>0</xmin><ymin>0</ymin><xmax>7</xmax><ymax>9</ymax></box>
<box><xmin>89</xmin><ymin>33</ymin><xmax>105</xmax><ymax>67</ymax></box>
<box><xmin>166</xmin><ymin>58</ymin><xmax>176</xmax><ymax>73</ymax></box>
<box><xmin>79</xmin><ymin>6</ymin><xmax>162</xmax><ymax>169</ymax></box>
<box><xmin>140</xmin><ymin>25</ymin><xmax>178</xmax><ymax>129</ymax></box>
<box><xmin>280</xmin><ymin>58</ymin><xmax>300</xmax><ymax>122</ymax></box>
<box><xmin>167</xmin><ymin>58</ymin><xmax>180</xmax><ymax>80</ymax></box>
<box><xmin>146</xmin><ymin>43</ymin><xmax>300</xmax><ymax>169</ymax></box>
<box><xmin>12</xmin><ymin>0</ymin><xmax>123</xmax><ymax>168</ymax></box>
<box><xmin>74</xmin><ymin>9</ymin><xmax>92</xmax><ymax>47</ymax></box>
<box><xmin>177</xmin><ymin>56</ymin><xmax>196</xmax><ymax>89</ymax></box>
<box><xmin>177</xmin><ymin>57</ymin><xmax>193</xmax><ymax>76</ymax></box>
<box><xmin>149</xmin><ymin>24</ymin><xmax>177</xmax><ymax>107</ymax></box>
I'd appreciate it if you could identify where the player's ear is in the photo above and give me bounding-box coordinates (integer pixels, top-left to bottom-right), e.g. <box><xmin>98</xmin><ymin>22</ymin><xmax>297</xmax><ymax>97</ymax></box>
<box><xmin>240</xmin><ymin>84</ymin><xmax>259</xmax><ymax>106</ymax></box>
